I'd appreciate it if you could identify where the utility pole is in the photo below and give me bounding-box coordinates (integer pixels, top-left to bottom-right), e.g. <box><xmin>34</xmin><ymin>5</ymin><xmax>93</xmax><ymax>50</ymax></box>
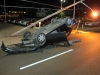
<box><xmin>4</xmin><ymin>0</ymin><xmax>7</xmax><ymax>23</ymax></box>
<box><xmin>73</xmin><ymin>0</ymin><xmax>75</xmax><ymax>19</ymax></box>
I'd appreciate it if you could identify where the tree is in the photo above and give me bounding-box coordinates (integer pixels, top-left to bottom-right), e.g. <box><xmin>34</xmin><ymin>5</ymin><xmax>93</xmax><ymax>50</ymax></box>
<box><xmin>57</xmin><ymin>11</ymin><xmax>65</xmax><ymax>18</ymax></box>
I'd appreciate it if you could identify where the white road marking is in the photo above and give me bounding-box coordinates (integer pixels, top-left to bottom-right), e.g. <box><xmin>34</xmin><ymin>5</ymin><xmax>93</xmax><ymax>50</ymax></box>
<box><xmin>20</xmin><ymin>49</ymin><xmax>73</xmax><ymax>70</ymax></box>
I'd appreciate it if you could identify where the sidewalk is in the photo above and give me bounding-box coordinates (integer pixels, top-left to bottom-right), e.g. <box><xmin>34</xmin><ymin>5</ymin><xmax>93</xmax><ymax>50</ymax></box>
<box><xmin>75</xmin><ymin>24</ymin><xmax>100</xmax><ymax>32</ymax></box>
<box><xmin>0</xmin><ymin>22</ymin><xmax>38</xmax><ymax>46</ymax></box>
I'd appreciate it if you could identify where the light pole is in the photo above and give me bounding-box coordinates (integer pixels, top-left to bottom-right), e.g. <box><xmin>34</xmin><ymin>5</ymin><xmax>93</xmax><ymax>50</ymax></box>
<box><xmin>4</xmin><ymin>0</ymin><xmax>7</xmax><ymax>23</ymax></box>
<box><xmin>60</xmin><ymin>0</ymin><xmax>65</xmax><ymax>9</ymax></box>
<box><xmin>60</xmin><ymin>0</ymin><xmax>65</xmax><ymax>18</ymax></box>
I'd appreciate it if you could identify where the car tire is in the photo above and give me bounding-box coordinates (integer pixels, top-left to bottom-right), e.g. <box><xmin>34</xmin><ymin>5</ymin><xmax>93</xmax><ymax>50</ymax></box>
<box><xmin>36</xmin><ymin>33</ymin><xmax>46</xmax><ymax>46</ymax></box>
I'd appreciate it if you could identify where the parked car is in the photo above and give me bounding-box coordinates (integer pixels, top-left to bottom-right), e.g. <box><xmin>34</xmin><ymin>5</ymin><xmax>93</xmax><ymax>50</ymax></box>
<box><xmin>84</xmin><ymin>20</ymin><xmax>100</xmax><ymax>27</ymax></box>
<box><xmin>21</xmin><ymin>18</ymin><xmax>37</xmax><ymax>26</ymax></box>
<box><xmin>27</xmin><ymin>19</ymin><xmax>49</xmax><ymax>27</ymax></box>
<box><xmin>0</xmin><ymin>16</ymin><xmax>11</xmax><ymax>22</ymax></box>
<box><xmin>8</xmin><ymin>17</ymin><xmax>19</xmax><ymax>23</ymax></box>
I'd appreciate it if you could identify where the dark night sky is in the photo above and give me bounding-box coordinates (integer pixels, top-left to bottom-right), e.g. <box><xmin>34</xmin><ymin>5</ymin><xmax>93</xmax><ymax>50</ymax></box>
<box><xmin>0</xmin><ymin>0</ymin><xmax>100</xmax><ymax>8</ymax></box>
<box><xmin>0</xmin><ymin>0</ymin><xmax>100</xmax><ymax>12</ymax></box>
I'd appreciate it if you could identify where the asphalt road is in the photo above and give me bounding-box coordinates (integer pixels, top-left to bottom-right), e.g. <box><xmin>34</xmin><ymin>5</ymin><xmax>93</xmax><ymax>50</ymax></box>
<box><xmin>0</xmin><ymin>22</ymin><xmax>100</xmax><ymax>75</ymax></box>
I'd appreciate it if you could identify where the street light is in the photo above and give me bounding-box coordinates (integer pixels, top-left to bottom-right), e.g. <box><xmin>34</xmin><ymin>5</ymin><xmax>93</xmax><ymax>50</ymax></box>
<box><xmin>60</xmin><ymin>0</ymin><xmax>65</xmax><ymax>9</ymax></box>
<box><xmin>92</xmin><ymin>11</ymin><xmax>98</xmax><ymax>17</ymax></box>
<box><xmin>4</xmin><ymin>0</ymin><xmax>7</xmax><ymax>23</ymax></box>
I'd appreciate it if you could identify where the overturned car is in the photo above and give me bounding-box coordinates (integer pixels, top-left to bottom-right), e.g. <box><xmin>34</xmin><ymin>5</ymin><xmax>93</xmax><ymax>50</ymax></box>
<box><xmin>1</xmin><ymin>17</ymin><xmax>77</xmax><ymax>54</ymax></box>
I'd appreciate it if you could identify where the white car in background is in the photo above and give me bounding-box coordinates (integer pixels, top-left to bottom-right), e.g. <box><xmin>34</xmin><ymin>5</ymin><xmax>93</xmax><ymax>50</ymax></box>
<box><xmin>85</xmin><ymin>21</ymin><xmax>100</xmax><ymax>26</ymax></box>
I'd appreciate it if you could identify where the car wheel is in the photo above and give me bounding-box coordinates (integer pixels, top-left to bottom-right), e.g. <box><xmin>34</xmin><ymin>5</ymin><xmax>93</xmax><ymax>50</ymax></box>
<box><xmin>36</xmin><ymin>33</ymin><xmax>46</xmax><ymax>46</ymax></box>
<box><xmin>65</xmin><ymin>17</ymin><xmax>72</xmax><ymax>27</ymax></box>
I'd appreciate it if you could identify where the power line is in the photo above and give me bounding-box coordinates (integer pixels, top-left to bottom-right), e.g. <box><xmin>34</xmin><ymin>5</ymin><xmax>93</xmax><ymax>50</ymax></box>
<box><xmin>21</xmin><ymin>0</ymin><xmax>61</xmax><ymax>8</ymax></box>
<box><xmin>0</xmin><ymin>5</ymin><xmax>89</xmax><ymax>11</ymax></box>
<box><xmin>0</xmin><ymin>5</ymin><xmax>89</xmax><ymax>10</ymax></box>
<box><xmin>0</xmin><ymin>5</ymin><xmax>59</xmax><ymax>10</ymax></box>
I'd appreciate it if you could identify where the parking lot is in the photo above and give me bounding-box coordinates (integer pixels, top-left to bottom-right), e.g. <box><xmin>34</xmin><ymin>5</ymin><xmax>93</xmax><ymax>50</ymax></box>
<box><xmin>1</xmin><ymin>22</ymin><xmax>100</xmax><ymax>75</ymax></box>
